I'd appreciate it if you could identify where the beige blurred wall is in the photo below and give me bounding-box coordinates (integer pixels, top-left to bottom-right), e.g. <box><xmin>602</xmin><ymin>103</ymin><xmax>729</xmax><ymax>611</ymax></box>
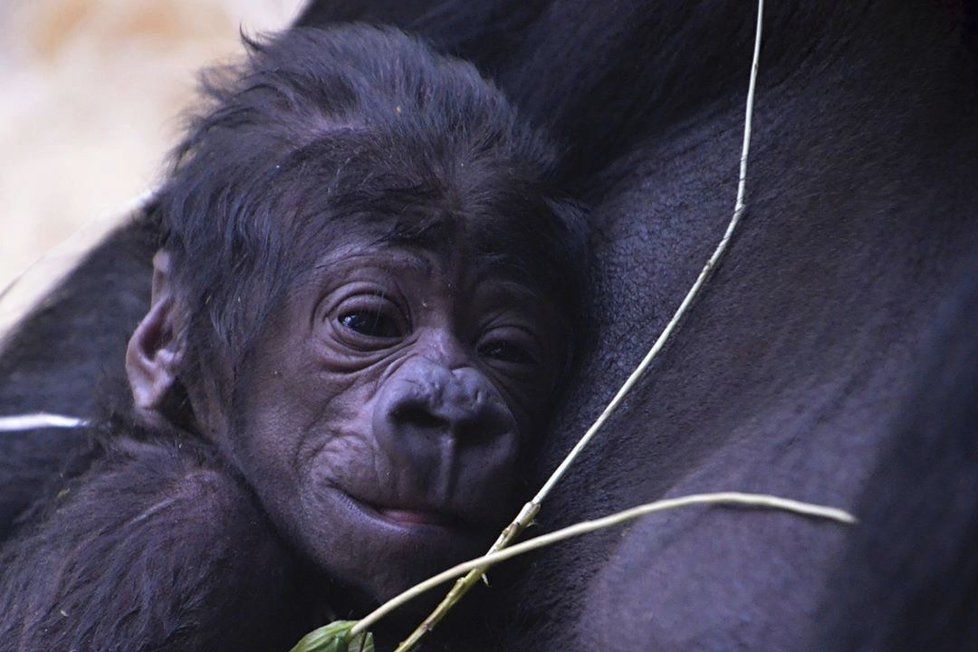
<box><xmin>0</xmin><ymin>0</ymin><xmax>305</xmax><ymax>296</ymax></box>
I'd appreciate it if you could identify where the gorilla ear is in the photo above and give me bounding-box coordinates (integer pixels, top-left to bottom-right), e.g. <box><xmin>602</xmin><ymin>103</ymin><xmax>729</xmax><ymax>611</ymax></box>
<box><xmin>126</xmin><ymin>250</ymin><xmax>186</xmax><ymax>411</ymax></box>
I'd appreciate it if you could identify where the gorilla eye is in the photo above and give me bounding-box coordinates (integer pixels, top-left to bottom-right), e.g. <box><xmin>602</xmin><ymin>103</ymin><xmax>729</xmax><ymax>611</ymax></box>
<box><xmin>338</xmin><ymin>310</ymin><xmax>404</xmax><ymax>339</ymax></box>
<box><xmin>477</xmin><ymin>322</ymin><xmax>542</xmax><ymax>369</ymax></box>
<box><xmin>478</xmin><ymin>341</ymin><xmax>536</xmax><ymax>365</ymax></box>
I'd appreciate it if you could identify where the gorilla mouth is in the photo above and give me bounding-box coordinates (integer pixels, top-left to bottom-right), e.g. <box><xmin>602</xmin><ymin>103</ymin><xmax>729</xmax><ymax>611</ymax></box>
<box><xmin>339</xmin><ymin>489</ymin><xmax>470</xmax><ymax>532</ymax></box>
<box><xmin>375</xmin><ymin>507</ymin><xmax>460</xmax><ymax>528</ymax></box>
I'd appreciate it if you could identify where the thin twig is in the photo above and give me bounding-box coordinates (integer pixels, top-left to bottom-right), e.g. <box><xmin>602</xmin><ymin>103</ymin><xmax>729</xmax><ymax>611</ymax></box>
<box><xmin>387</xmin><ymin>1</ymin><xmax>767</xmax><ymax>649</ymax></box>
<box><xmin>0</xmin><ymin>413</ymin><xmax>89</xmax><ymax>433</ymax></box>
<box><xmin>353</xmin><ymin>491</ymin><xmax>852</xmax><ymax>635</ymax></box>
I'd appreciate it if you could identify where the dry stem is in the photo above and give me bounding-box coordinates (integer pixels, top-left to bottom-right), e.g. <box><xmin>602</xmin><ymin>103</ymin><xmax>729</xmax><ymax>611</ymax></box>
<box><xmin>353</xmin><ymin>491</ymin><xmax>852</xmax><ymax>637</ymax></box>
<box><xmin>385</xmin><ymin>1</ymin><xmax>767</xmax><ymax>649</ymax></box>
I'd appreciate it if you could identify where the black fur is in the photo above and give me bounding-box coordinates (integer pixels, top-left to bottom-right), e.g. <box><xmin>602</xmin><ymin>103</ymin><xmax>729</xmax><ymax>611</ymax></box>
<box><xmin>0</xmin><ymin>25</ymin><xmax>586</xmax><ymax>652</ymax></box>
<box><xmin>0</xmin><ymin>221</ymin><xmax>154</xmax><ymax>540</ymax></box>
<box><xmin>2</xmin><ymin>1</ymin><xmax>977</xmax><ymax>650</ymax></box>
<box><xmin>0</xmin><ymin>430</ymin><xmax>307</xmax><ymax>650</ymax></box>
<box><xmin>815</xmin><ymin>261</ymin><xmax>978</xmax><ymax>651</ymax></box>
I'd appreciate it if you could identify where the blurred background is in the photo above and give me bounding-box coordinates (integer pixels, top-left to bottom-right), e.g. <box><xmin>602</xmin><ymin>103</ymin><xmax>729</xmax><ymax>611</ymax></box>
<box><xmin>0</xmin><ymin>0</ymin><xmax>305</xmax><ymax>326</ymax></box>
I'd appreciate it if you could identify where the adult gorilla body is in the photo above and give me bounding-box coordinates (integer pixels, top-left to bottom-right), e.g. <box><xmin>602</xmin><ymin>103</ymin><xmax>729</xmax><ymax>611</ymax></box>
<box><xmin>2</xmin><ymin>1</ymin><xmax>977</xmax><ymax>650</ymax></box>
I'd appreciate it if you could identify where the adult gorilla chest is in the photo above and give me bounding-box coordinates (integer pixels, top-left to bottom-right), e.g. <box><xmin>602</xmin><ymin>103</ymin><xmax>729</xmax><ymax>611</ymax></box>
<box><xmin>492</xmin><ymin>15</ymin><xmax>978</xmax><ymax>646</ymax></box>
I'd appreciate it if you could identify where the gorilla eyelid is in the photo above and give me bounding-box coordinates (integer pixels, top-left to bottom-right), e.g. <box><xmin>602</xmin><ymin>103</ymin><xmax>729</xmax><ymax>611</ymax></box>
<box><xmin>331</xmin><ymin>292</ymin><xmax>410</xmax><ymax>344</ymax></box>
<box><xmin>338</xmin><ymin>309</ymin><xmax>404</xmax><ymax>339</ymax></box>
<box><xmin>478</xmin><ymin>341</ymin><xmax>537</xmax><ymax>366</ymax></box>
<box><xmin>477</xmin><ymin>325</ymin><xmax>541</xmax><ymax>367</ymax></box>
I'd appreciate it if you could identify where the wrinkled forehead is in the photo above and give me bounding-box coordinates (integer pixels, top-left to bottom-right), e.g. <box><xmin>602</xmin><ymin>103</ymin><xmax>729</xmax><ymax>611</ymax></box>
<box><xmin>285</xmin><ymin>191</ymin><xmax>564</xmax><ymax>296</ymax></box>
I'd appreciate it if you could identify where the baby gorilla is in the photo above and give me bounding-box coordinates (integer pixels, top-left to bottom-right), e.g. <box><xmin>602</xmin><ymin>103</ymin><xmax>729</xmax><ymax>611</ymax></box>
<box><xmin>0</xmin><ymin>26</ymin><xmax>585</xmax><ymax>651</ymax></box>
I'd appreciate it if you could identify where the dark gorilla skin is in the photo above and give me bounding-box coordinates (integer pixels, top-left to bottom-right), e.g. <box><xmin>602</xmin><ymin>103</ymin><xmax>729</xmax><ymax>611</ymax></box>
<box><xmin>2</xmin><ymin>1</ymin><xmax>978</xmax><ymax>651</ymax></box>
<box><xmin>225</xmin><ymin>237</ymin><xmax>564</xmax><ymax>602</ymax></box>
<box><xmin>0</xmin><ymin>27</ymin><xmax>584</xmax><ymax>651</ymax></box>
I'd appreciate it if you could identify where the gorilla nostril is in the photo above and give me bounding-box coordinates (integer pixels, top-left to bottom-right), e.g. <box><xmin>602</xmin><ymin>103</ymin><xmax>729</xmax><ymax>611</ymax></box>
<box><xmin>392</xmin><ymin>403</ymin><xmax>448</xmax><ymax>432</ymax></box>
<box><xmin>457</xmin><ymin>411</ymin><xmax>508</xmax><ymax>441</ymax></box>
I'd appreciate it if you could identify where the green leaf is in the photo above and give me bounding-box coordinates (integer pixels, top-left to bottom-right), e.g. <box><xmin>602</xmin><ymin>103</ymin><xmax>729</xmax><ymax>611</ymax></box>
<box><xmin>289</xmin><ymin>620</ymin><xmax>375</xmax><ymax>652</ymax></box>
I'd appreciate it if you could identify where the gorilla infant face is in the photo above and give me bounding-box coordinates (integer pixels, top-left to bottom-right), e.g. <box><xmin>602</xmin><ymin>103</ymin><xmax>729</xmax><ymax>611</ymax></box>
<box><xmin>227</xmin><ymin>228</ymin><xmax>564</xmax><ymax>602</ymax></box>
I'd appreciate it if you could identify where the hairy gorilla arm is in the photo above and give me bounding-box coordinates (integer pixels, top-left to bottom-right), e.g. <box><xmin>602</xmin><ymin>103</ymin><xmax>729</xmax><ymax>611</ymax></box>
<box><xmin>0</xmin><ymin>436</ymin><xmax>305</xmax><ymax>650</ymax></box>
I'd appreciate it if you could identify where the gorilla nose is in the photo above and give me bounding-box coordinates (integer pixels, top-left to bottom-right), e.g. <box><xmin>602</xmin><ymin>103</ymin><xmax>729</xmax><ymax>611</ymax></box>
<box><xmin>373</xmin><ymin>358</ymin><xmax>518</xmax><ymax>478</ymax></box>
<box><xmin>382</xmin><ymin>364</ymin><xmax>512</xmax><ymax>443</ymax></box>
